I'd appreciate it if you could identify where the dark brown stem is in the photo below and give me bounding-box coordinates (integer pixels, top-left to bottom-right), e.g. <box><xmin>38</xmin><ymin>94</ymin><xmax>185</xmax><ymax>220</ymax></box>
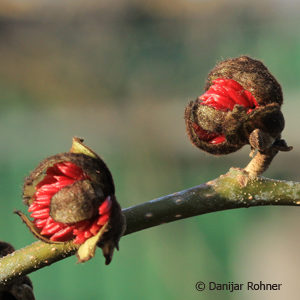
<box><xmin>1</xmin><ymin>168</ymin><xmax>300</xmax><ymax>285</ymax></box>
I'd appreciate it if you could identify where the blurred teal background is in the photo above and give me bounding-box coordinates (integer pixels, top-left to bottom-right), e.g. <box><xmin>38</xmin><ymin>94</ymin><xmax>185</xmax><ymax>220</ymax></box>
<box><xmin>0</xmin><ymin>0</ymin><xmax>299</xmax><ymax>299</ymax></box>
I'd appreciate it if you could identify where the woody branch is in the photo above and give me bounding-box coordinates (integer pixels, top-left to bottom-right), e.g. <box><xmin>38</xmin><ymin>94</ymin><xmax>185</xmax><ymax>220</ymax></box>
<box><xmin>0</xmin><ymin>167</ymin><xmax>299</xmax><ymax>285</ymax></box>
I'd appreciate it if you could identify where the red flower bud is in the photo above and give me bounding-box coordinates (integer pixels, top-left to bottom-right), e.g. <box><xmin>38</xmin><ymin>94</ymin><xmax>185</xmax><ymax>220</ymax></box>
<box><xmin>185</xmin><ymin>56</ymin><xmax>291</xmax><ymax>155</ymax></box>
<box><xmin>17</xmin><ymin>138</ymin><xmax>125</xmax><ymax>264</ymax></box>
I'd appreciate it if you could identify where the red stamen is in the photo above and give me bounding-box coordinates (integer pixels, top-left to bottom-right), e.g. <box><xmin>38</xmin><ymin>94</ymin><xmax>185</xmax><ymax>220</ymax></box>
<box><xmin>194</xmin><ymin>78</ymin><xmax>259</xmax><ymax>144</ymax></box>
<box><xmin>200</xmin><ymin>78</ymin><xmax>258</xmax><ymax>113</ymax></box>
<box><xmin>30</xmin><ymin>208</ymin><xmax>50</xmax><ymax>219</ymax></box>
<box><xmin>210</xmin><ymin>136</ymin><xmax>226</xmax><ymax>144</ymax></box>
<box><xmin>37</xmin><ymin>184</ymin><xmax>60</xmax><ymax>194</ymax></box>
<box><xmin>99</xmin><ymin>196</ymin><xmax>112</xmax><ymax>215</ymax></box>
<box><xmin>50</xmin><ymin>227</ymin><xmax>74</xmax><ymax>242</ymax></box>
<box><xmin>90</xmin><ymin>221</ymin><xmax>101</xmax><ymax>236</ymax></box>
<box><xmin>56</xmin><ymin>162</ymin><xmax>85</xmax><ymax>180</ymax></box>
<box><xmin>35</xmin><ymin>191</ymin><xmax>52</xmax><ymax>200</ymax></box>
<box><xmin>73</xmin><ymin>233</ymin><xmax>86</xmax><ymax>245</ymax></box>
<box><xmin>97</xmin><ymin>214</ymin><xmax>109</xmax><ymax>226</ymax></box>
<box><xmin>45</xmin><ymin>165</ymin><xmax>61</xmax><ymax>176</ymax></box>
<box><xmin>34</xmin><ymin>218</ymin><xmax>47</xmax><ymax>228</ymax></box>
<box><xmin>34</xmin><ymin>194</ymin><xmax>52</xmax><ymax>205</ymax></box>
<box><xmin>36</xmin><ymin>175</ymin><xmax>57</xmax><ymax>189</ymax></box>
<box><xmin>214</xmin><ymin>78</ymin><xmax>242</xmax><ymax>90</ymax></box>
<box><xmin>52</xmin><ymin>178</ymin><xmax>76</xmax><ymax>189</ymax></box>
<box><xmin>192</xmin><ymin>123</ymin><xmax>221</xmax><ymax>143</ymax></box>
<box><xmin>201</xmin><ymin>93</ymin><xmax>236</xmax><ymax>110</ymax></box>
<box><xmin>28</xmin><ymin>203</ymin><xmax>42</xmax><ymax>212</ymax></box>
<box><xmin>74</xmin><ymin>220</ymin><xmax>90</xmax><ymax>232</ymax></box>
<box><xmin>244</xmin><ymin>90</ymin><xmax>259</xmax><ymax>107</ymax></box>
<box><xmin>222</xmin><ymin>86</ymin><xmax>251</xmax><ymax>107</ymax></box>
<box><xmin>84</xmin><ymin>231</ymin><xmax>93</xmax><ymax>239</ymax></box>
<box><xmin>41</xmin><ymin>223</ymin><xmax>62</xmax><ymax>235</ymax></box>
<box><xmin>45</xmin><ymin>216</ymin><xmax>54</xmax><ymax>226</ymax></box>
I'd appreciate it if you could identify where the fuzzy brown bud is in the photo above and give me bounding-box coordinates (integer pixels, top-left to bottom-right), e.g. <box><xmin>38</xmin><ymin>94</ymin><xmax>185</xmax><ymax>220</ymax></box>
<box><xmin>185</xmin><ymin>56</ymin><xmax>291</xmax><ymax>157</ymax></box>
<box><xmin>17</xmin><ymin>138</ymin><xmax>126</xmax><ymax>264</ymax></box>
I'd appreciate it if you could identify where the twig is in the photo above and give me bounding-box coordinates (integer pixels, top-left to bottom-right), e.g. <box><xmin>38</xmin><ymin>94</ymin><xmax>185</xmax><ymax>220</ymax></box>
<box><xmin>244</xmin><ymin>149</ymin><xmax>279</xmax><ymax>177</ymax></box>
<box><xmin>0</xmin><ymin>168</ymin><xmax>299</xmax><ymax>285</ymax></box>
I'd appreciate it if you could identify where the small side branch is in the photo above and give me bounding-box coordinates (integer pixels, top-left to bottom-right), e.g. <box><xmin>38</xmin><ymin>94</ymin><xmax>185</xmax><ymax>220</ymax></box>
<box><xmin>0</xmin><ymin>168</ymin><xmax>300</xmax><ymax>285</ymax></box>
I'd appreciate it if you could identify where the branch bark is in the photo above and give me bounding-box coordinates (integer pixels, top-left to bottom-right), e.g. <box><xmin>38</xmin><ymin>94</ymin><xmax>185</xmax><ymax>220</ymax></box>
<box><xmin>1</xmin><ymin>168</ymin><xmax>300</xmax><ymax>285</ymax></box>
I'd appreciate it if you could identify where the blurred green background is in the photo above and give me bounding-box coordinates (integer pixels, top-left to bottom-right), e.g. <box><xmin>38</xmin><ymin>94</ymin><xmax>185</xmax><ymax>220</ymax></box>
<box><xmin>0</xmin><ymin>0</ymin><xmax>299</xmax><ymax>299</ymax></box>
